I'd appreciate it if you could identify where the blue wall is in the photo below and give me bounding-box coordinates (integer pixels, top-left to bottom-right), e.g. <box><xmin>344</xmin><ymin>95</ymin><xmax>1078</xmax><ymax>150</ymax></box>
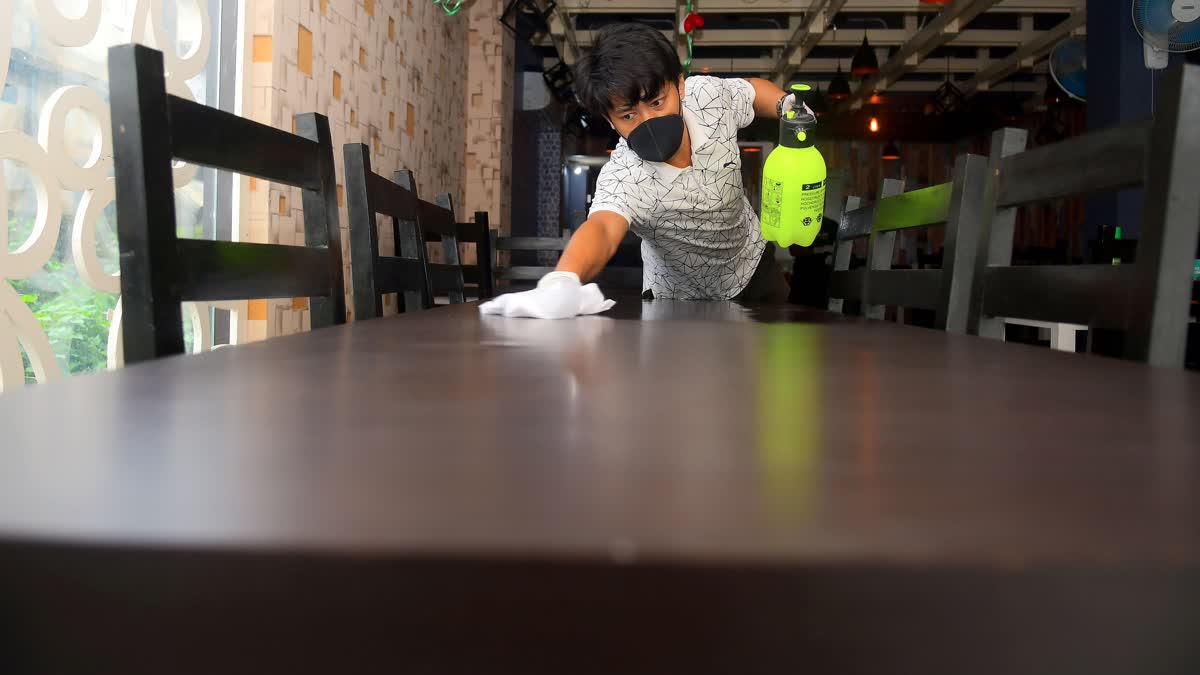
<box><xmin>1085</xmin><ymin>1</ymin><xmax>1189</xmax><ymax>242</ymax></box>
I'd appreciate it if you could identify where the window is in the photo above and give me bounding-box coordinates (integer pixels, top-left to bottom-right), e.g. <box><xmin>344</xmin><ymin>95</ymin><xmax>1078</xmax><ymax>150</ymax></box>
<box><xmin>1</xmin><ymin>0</ymin><xmax>240</xmax><ymax>390</ymax></box>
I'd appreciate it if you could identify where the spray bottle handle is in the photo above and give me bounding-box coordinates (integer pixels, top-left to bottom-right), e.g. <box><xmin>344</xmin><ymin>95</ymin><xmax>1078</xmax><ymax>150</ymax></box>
<box><xmin>786</xmin><ymin>83</ymin><xmax>818</xmax><ymax>127</ymax></box>
<box><xmin>790</xmin><ymin>83</ymin><xmax>814</xmax><ymax>102</ymax></box>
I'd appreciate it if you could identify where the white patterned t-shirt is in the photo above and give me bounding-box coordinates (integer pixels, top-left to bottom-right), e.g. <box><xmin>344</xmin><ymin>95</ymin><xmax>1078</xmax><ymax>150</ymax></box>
<box><xmin>589</xmin><ymin>75</ymin><xmax>766</xmax><ymax>300</ymax></box>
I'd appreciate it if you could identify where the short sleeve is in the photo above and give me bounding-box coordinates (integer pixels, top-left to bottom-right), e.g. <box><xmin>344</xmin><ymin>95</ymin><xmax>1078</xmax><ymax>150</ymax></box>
<box><xmin>726</xmin><ymin>77</ymin><xmax>757</xmax><ymax>130</ymax></box>
<box><xmin>587</xmin><ymin>157</ymin><xmax>636</xmax><ymax>225</ymax></box>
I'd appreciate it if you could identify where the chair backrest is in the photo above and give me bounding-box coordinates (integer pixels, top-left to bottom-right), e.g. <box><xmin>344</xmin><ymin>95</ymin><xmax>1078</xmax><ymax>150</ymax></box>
<box><xmin>828</xmin><ymin>180</ymin><xmax>903</xmax><ymax>316</ymax></box>
<box><xmin>418</xmin><ymin>193</ymin><xmax>469</xmax><ymax>304</ymax></box>
<box><xmin>495</xmin><ymin>231</ymin><xmax>643</xmax><ymax>289</ymax></box>
<box><xmin>343</xmin><ymin>144</ymin><xmax>435</xmax><ymax>320</ymax></box>
<box><xmin>827</xmin><ymin>152</ymin><xmax>989</xmax><ymax>332</ymax></box>
<box><xmin>968</xmin><ymin>64</ymin><xmax>1200</xmax><ymax>367</ymax></box>
<box><xmin>108</xmin><ymin>44</ymin><xmax>344</xmax><ymax>364</ymax></box>
<box><xmin>422</xmin><ymin>210</ymin><xmax>495</xmax><ymax>300</ymax></box>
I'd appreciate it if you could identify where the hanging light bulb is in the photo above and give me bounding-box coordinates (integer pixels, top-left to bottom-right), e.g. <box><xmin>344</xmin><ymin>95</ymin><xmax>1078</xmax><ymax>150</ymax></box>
<box><xmin>869</xmin><ymin>116</ymin><xmax>880</xmax><ymax>133</ymax></box>
<box><xmin>851</xmin><ymin>34</ymin><xmax>879</xmax><ymax>77</ymax></box>
<box><xmin>882</xmin><ymin>141</ymin><xmax>901</xmax><ymax>160</ymax></box>
<box><xmin>828</xmin><ymin>62</ymin><xmax>851</xmax><ymax>101</ymax></box>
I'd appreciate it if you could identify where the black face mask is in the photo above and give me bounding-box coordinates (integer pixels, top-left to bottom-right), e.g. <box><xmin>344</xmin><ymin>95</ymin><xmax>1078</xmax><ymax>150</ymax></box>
<box><xmin>626</xmin><ymin>114</ymin><xmax>685</xmax><ymax>163</ymax></box>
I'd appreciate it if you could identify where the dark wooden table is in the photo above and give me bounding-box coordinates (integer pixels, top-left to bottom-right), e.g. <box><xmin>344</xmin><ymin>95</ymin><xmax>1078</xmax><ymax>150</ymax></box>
<box><xmin>2</xmin><ymin>298</ymin><xmax>1199</xmax><ymax>674</ymax></box>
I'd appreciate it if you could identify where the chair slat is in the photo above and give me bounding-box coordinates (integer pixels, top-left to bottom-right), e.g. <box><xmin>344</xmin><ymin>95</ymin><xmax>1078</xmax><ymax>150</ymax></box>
<box><xmin>827</xmin><ymin>195</ymin><xmax>862</xmax><ymax>314</ymax></box>
<box><xmin>1126</xmin><ymin>65</ymin><xmax>1200</xmax><ymax>365</ymax></box>
<box><xmin>997</xmin><ymin>123</ymin><xmax>1150</xmax><ymax>207</ymax></box>
<box><xmin>828</xmin><ymin>268</ymin><xmax>866</xmax><ymax>302</ymax></box>
<box><xmin>867</xmin><ymin>269</ymin><xmax>942</xmax><ymax>311</ymax></box>
<box><xmin>110</xmin><ymin>45</ymin><xmax>185</xmax><ymax>361</ymax></box>
<box><xmin>473</xmin><ymin>213</ymin><xmax>496</xmax><ymax>299</ymax></box>
<box><xmin>496</xmin><ymin>237</ymin><xmax>570</xmax><ymax>251</ymax></box>
<box><xmin>494</xmin><ymin>234</ymin><xmax>639</xmax><ymax>250</ymax></box>
<box><xmin>981</xmin><ymin>265</ymin><xmax>1135</xmax><ymax>328</ymax></box>
<box><xmin>500</xmin><ymin>266</ymin><xmax>553</xmax><ymax>281</ymax></box>
<box><xmin>837</xmin><ymin>205</ymin><xmax>874</xmax><ymax>240</ymax></box>
<box><xmin>372</xmin><ymin>255</ymin><xmax>430</xmax><ymax>296</ymax></box>
<box><xmin>499</xmin><ymin>266</ymin><xmax>643</xmax><ymax>287</ymax></box>
<box><xmin>427</xmin><ymin>263</ymin><xmax>465</xmax><ymax>290</ymax></box>
<box><xmin>368</xmin><ymin>172</ymin><xmax>417</xmax><ymax>221</ymax></box>
<box><xmin>419</xmin><ymin>199</ymin><xmax>458</xmax><ymax>237</ymax></box>
<box><xmin>422</xmin><ymin>222</ymin><xmax>493</xmax><ymax>244</ymax></box>
<box><xmin>168</xmin><ymin>96</ymin><xmax>323</xmax><ymax>190</ymax></box>
<box><xmin>455</xmin><ymin>224</ymin><xmax>488</xmax><ymax>244</ymax></box>
<box><xmin>431</xmin><ymin>193</ymin><xmax>466</xmax><ymax>305</ymax></box>
<box><xmin>968</xmin><ymin>127</ymin><xmax>1029</xmax><ymax>340</ymax></box>
<box><xmin>175</xmin><ymin>239</ymin><xmax>332</xmax><ymax>301</ymax></box>
<box><xmin>874</xmin><ymin>182</ymin><xmax>952</xmax><ymax>232</ymax></box>
<box><xmin>861</xmin><ymin>178</ymin><xmax>906</xmax><ymax>320</ymax></box>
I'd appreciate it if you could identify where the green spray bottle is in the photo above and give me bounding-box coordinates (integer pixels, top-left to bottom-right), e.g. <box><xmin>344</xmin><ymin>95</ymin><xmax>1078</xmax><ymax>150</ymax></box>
<box><xmin>760</xmin><ymin>84</ymin><xmax>826</xmax><ymax>248</ymax></box>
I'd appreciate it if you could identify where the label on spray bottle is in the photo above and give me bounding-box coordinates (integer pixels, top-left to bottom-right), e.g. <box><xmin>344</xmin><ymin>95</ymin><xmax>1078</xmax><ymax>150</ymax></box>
<box><xmin>799</xmin><ymin>179</ymin><xmax>826</xmax><ymax>230</ymax></box>
<box><xmin>763</xmin><ymin>177</ymin><xmax>820</xmax><ymax>227</ymax></box>
<box><xmin>761</xmin><ymin>179</ymin><xmax>826</xmax><ymax>245</ymax></box>
<box><xmin>762</xmin><ymin>180</ymin><xmax>785</xmax><ymax>231</ymax></box>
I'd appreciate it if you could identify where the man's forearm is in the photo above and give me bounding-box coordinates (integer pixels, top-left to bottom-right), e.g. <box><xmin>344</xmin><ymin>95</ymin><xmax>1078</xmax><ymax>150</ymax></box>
<box><xmin>555</xmin><ymin>219</ymin><xmax>620</xmax><ymax>283</ymax></box>
<box><xmin>746</xmin><ymin>78</ymin><xmax>787</xmax><ymax>118</ymax></box>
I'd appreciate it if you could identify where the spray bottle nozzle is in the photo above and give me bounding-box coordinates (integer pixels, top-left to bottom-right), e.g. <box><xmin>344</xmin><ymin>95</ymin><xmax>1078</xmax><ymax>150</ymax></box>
<box><xmin>785</xmin><ymin>83</ymin><xmax>817</xmax><ymax>129</ymax></box>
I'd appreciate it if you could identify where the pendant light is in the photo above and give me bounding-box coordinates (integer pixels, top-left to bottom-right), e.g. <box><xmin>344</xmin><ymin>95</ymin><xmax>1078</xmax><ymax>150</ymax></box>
<box><xmin>851</xmin><ymin>32</ymin><xmax>879</xmax><ymax>77</ymax></box>
<box><xmin>882</xmin><ymin>141</ymin><xmax>901</xmax><ymax>160</ymax></box>
<box><xmin>828</xmin><ymin>61</ymin><xmax>851</xmax><ymax>100</ymax></box>
<box><xmin>927</xmin><ymin>54</ymin><xmax>964</xmax><ymax>115</ymax></box>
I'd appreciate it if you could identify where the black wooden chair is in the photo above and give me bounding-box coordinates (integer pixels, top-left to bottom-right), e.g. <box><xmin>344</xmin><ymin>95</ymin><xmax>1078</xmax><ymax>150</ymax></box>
<box><xmin>109</xmin><ymin>44</ymin><xmax>344</xmax><ymax>364</ymax></box>
<box><xmin>828</xmin><ymin>154</ymin><xmax>990</xmax><ymax>333</ymax></box>
<box><xmin>827</xmin><ymin>179</ymin><xmax>902</xmax><ymax>316</ymax></box>
<box><xmin>495</xmin><ymin>230</ymin><xmax>643</xmax><ymax>290</ymax></box>
<box><xmin>343</xmin><ymin>145</ymin><xmax>440</xmax><ymax>319</ymax></box>
<box><xmin>422</xmin><ymin>208</ymin><xmax>495</xmax><ymax>301</ymax></box>
<box><xmin>967</xmin><ymin>64</ymin><xmax>1200</xmax><ymax>367</ymax></box>
<box><xmin>418</xmin><ymin>193</ymin><xmax>499</xmax><ymax>303</ymax></box>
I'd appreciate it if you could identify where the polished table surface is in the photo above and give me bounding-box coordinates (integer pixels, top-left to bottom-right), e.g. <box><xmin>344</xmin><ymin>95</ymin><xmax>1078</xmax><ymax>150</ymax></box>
<box><xmin>1</xmin><ymin>298</ymin><xmax>1198</xmax><ymax>674</ymax></box>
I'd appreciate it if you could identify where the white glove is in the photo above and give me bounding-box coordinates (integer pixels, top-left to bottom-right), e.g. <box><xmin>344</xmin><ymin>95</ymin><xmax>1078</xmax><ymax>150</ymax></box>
<box><xmin>479</xmin><ymin>271</ymin><xmax>616</xmax><ymax>319</ymax></box>
<box><xmin>779</xmin><ymin>93</ymin><xmax>816</xmax><ymax>121</ymax></box>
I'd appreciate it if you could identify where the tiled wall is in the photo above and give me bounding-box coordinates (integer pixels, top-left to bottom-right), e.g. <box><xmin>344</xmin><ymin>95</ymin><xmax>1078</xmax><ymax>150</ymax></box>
<box><xmin>245</xmin><ymin>0</ymin><xmax>471</xmax><ymax>332</ymax></box>
<box><xmin>464</xmin><ymin>0</ymin><xmax>514</xmax><ymax>238</ymax></box>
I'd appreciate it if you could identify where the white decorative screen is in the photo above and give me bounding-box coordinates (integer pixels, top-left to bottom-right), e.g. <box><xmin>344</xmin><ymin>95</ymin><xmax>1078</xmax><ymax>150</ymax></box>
<box><xmin>1</xmin><ymin>0</ymin><xmax>238</xmax><ymax>391</ymax></box>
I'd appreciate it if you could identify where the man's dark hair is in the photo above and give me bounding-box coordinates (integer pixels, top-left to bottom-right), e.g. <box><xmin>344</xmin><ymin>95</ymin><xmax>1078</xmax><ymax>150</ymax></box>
<box><xmin>574</xmin><ymin>23</ymin><xmax>683</xmax><ymax>119</ymax></box>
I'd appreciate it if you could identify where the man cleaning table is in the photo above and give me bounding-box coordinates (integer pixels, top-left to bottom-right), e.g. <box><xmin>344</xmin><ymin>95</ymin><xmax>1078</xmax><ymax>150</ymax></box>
<box><xmin>480</xmin><ymin>23</ymin><xmax>808</xmax><ymax>319</ymax></box>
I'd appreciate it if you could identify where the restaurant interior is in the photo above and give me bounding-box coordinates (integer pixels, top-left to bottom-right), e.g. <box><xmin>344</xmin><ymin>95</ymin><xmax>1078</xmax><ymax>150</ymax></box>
<box><xmin>2</xmin><ymin>0</ymin><xmax>1199</xmax><ymax>673</ymax></box>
